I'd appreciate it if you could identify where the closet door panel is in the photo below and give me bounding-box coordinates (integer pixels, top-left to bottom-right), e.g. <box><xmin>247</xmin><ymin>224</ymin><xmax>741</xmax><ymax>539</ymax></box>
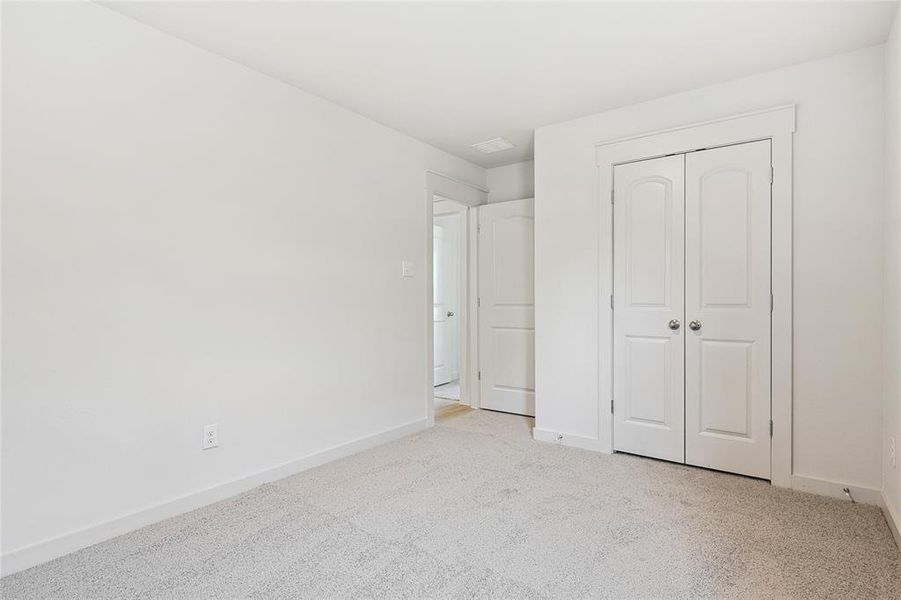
<box><xmin>612</xmin><ymin>154</ymin><xmax>685</xmax><ymax>463</ymax></box>
<box><xmin>684</xmin><ymin>140</ymin><xmax>772</xmax><ymax>479</ymax></box>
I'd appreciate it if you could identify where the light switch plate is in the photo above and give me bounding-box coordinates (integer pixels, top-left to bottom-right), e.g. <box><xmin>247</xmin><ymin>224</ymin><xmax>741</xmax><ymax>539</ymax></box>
<box><xmin>401</xmin><ymin>260</ymin><xmax>414</xmax><ymax>278</ymax></box>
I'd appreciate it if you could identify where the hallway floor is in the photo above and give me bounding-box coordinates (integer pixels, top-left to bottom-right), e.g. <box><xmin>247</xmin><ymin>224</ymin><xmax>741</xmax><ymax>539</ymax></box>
<box><xmin>434</xmin><ymin>380</ymin><xmax>460</xmax><ymax>401</ymax></box>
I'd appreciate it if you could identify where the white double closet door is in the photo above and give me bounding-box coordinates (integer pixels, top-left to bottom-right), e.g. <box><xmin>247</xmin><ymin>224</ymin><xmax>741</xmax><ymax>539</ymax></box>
<box><xmin>613</xmin><ymin>140</ymin><xmax>772</xmax><ymax>479</ymax></box>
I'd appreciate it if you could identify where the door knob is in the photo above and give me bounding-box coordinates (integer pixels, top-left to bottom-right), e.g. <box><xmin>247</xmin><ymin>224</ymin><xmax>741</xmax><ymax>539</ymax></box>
<box><xmin>668</xmin><ymin>319</ymin><xmax>680</xmax><ymax>330</ymax></box>
<box><xmin>446</xmin><ymin>311</ymin><xmax>455</xmax><ymax>317</ymax></box>
<box><xmin>689</xmin><ymin>320</ymin><xmax>702</xmax><ymax>331</ymax></box>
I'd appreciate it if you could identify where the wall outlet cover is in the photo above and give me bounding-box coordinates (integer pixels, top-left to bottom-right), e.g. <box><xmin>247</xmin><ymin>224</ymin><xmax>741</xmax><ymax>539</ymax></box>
<box><xmin>202</xmin><ymin>424</ymin><xmax>219</xmax><ymax>450</ymax></box>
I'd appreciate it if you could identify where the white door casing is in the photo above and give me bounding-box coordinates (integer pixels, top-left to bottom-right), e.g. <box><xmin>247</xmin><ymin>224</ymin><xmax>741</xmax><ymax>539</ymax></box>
<box><xmin>433</xmin><ymin>214</ymin><xmax>460</xmax><ymax>386</ymax></box>
<box><xmin>612</xmin><ymin>155</ymin><xmax>686</xmax><ymax>462</ymax></box>
<box><xmin>478</xmin><ymin>198</ymin><xmax>535</xmax><ymax>416</ymax></box>
<box><xmin>684</xmin><ymin>140</ymin><xmax>772</xmax><ymax>479</ymax></box>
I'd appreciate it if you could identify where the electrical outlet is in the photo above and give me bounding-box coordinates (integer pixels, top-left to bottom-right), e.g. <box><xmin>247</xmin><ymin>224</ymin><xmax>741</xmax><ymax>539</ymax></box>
<box><xmin>401</xmin><ymin>260</ymin><xmax>414</xmax><ymax>278</ymax></box>
<box><xmin>202</xmin><ymin>424</ymin><xmax>218</xmax><ymax>450</ymax></box>
<box><xmin>890</xmin><ymin>436</ymin><xmax>897</xmax><ymax>469</ymax></box>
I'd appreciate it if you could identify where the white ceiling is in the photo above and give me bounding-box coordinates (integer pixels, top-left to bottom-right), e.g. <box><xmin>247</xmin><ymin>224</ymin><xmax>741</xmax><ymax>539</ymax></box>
<box><xmin>101</xmin><ymin>1</ymin><xmax>898</xmax><ymax>168</ymax></box>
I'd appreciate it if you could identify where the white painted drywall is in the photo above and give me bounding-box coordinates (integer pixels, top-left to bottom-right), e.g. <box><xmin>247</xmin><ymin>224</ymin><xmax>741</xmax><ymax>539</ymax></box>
<box><xmin>486</xmin><ymin>160</ymin><xmax>534</xmax><ymax>204</ymax></box>
<box><xmin>534</xmin><ymin>46</ymin><xmax>885</xmax><ymax>491</ymax></box>
<box><xmin>1</xmin><ymin>1</ymin><xmax>484</xmax><ymax>563</ymax></box>
<box><xmin>883</xmin><ymin>7</ymin><xmax>901</xmax><ymax>524</ymax></box>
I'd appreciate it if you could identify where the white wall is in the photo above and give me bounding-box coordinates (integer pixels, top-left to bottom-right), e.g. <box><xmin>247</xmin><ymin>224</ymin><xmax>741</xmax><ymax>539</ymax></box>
<box><xmin>883</xmin><ymin>7</ymin><xmax>901</xmax><ymax>530</ymax></box>
<box><xmin>1</xmin><ymin>1</ymin><xmax>484</xmax><ymax>568</ymax></box>
<box><xmin>535</xmin><ymin>46</ymin><xmax>885</xmax><ymax>492</ymax></box>
<box><xmin>487</xmin><ymin>160</ymin><xmax>534</xmax><ymax>203</ymax></box>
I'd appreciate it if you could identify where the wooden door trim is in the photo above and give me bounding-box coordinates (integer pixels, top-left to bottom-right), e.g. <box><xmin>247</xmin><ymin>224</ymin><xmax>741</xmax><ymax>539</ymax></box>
<box><xmin>595</xmin><ymin>105</ymin><xmax>795</xmax><ymax>488</ymax></box>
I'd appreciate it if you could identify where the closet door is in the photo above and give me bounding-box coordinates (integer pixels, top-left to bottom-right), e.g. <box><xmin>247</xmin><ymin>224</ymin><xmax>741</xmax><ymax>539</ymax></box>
<box><xmin>684</xmin><ymin>140</ymin><xmax>772</xmax><ymax>479</ymax></box>
<box><xmin>613</xmin><ymin>155</ymin><xmax>685</xmax><ymax>463</ymax></box>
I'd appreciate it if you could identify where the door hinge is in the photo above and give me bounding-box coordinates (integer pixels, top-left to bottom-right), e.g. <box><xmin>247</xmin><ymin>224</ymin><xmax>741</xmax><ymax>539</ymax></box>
<box><xmin>611</xmin><ymin>399</ymin><xmax>615</xmax><ymax>414</ymax></box>
<box><xmin>477</xmin><ymin>297</ymin><xmax>481</xmax><ymax>307</ymax></box>
<box><xmin>478</xmin><ymin>370</ymin><xmax>481</xmax><ymax>381</ymax></box>
<box><xmin>610</xmin><ymin>294</ymin><xmax>614</xmax><ymax>310</ymax></box>
<box><xmin>770</xmin><ymin>166</ymin><xmax>774</xmax><ymax>185</ymax></box>
<box><xmin>611</xmin><ymin>189</ymin><xmax>615</xmax><ymax>204</ymax></box>
<box><xmin>770</xmin><ymin>293</ymin><xmax>774</xmax><ymax>314</ymax></box>
<box><xmin>477</xmin><ymin>223</ymin><xmax>481</xmax><ymax>234</ymax></box>
<box><xmin>769</xmin><ymin>419</ymin><xmax>773</xmax><ymax>437</ymax></box>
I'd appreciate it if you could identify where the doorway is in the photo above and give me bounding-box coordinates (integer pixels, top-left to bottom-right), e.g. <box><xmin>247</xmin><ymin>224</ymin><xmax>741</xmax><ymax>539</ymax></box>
<box><xmin>425</xmin><ymin>172</ymin><xmax>486</xmax><ymax>425</ymax></box>
<box><xmin>434</xmin><ymin>200</ymin><xmax>464</xmax><ymax>400</ymax></box>
<box><xmin>433</xmin><ymin>197</ymin><xmax>470</xmax><ymax>418</ymax></box>
<box><xmin>612</xmin><ymin>139</ymin><xmax>772</xmax><ymax>479</ymax></box>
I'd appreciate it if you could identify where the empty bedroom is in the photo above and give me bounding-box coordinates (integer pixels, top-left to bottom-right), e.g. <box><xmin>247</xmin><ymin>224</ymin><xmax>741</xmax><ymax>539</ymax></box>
<box><xmin>2</xmin><ymin>1</ymin><xmax>901</xmax><ymax>598</ymax></box>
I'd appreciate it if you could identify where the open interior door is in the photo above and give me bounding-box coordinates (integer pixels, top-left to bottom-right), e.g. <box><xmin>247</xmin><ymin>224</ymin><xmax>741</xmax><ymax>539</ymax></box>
<box><xmin>478</xmin><ymin>199</ymin><xmax>535</xmax><ymax>417</ymax></box>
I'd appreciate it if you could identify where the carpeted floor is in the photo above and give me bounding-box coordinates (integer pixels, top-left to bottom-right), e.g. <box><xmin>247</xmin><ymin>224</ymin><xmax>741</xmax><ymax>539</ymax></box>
<box><xmin>3</xmin><ymin>410</ymin><xmax>900</xmax><ymax>599</ymax></box>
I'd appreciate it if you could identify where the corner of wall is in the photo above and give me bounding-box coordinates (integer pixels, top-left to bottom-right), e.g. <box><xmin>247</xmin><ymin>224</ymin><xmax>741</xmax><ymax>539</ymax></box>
<box><xmin>486</xmin><ymin>160</ymin><xmax>535</xmax><ymax>203</ymax></box>
<box><xmin>882</xmin><ymin>2</ymin><xmax>901</xmax><ymax>538</ymax></box>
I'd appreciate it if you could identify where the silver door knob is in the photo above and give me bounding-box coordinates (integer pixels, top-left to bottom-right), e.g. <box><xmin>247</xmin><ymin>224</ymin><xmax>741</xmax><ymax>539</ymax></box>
<box><xmin>689</xmin><ymin>320</ymin><xmax>702</xmax><ymax>331</ymax></box>
<box><xmin>668</xmin><ymin>319</ymin><xmax>680</xmax><ymax>330</ymax></box>
<box><xmin>446</xmin><ymin>311</ymin><xmax>455</xmax><ymax>317</ymax></box>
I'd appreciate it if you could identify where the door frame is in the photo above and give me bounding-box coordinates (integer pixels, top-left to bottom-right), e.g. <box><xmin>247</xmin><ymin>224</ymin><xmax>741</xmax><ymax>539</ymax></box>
<box><xmin>425</xmin><ymin>172</ymin><xmax>487</xmax><ymax>425</ymax></box>
<box><xmin>595</xmin><ymin>105</ymin><xmax>795</xmax><ymax>488</ymax></box>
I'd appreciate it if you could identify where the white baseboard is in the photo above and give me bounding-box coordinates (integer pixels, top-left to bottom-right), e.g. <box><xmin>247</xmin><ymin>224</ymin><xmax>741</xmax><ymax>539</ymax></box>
<box><xmin>882</xmin><ymin>492</ymin><xmax>901</xmax><ymax>551</ymax></box>
<box><xmin>1</xmin><ymin>417</ymin><xmax>430</xmax><ymax>578</ymax></box>
<box><xmin>532</xmin><ymin>427</ymin><xmax>611</xmax><ymax>453</ymax></box>
<box><xmin>790</xmin><ymin>474</ymin><xmax>883</xmax><ymax>506</ymax></box>
<box><xmin>530</xmin><ymin>435</ymin><xmax>887</xmax><ymax>513</ymax></box>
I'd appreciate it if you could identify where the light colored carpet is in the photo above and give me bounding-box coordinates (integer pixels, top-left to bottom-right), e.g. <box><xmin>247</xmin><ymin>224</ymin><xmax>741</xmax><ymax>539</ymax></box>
<box><xmin>3</xmin><ymin>410</ymin><xmax>900</xmax><ymax>599</ymax></box>
<box><xmin>434</xmin><ymin>380</ymin><xmax>460</xmax><ymax>401</ymax></box>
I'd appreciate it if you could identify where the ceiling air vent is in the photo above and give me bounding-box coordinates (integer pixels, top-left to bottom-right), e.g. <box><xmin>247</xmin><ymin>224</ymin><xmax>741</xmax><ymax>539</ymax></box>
<box><xmin>471</xmin><ymin>137</ymin><xmax>514</xmax><ymax>154</ymax></box>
